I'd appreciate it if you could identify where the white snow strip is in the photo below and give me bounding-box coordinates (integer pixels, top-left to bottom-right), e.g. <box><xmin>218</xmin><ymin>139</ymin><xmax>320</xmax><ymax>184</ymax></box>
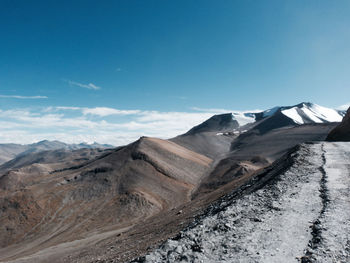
<box><xmin>281</xmin><ymin>107</ymin><xmax>304</xmax><ymax>124</ymax></box>
<box><xmin>307</xmin><ymin>104</ymin><xmax>343</xmax><ymax>122</ymax></box>
<box><xmin>231</xmin><ymin>112</ymin><xmax>256</xmax><ymax>126</ymax></box>
<box><xmin>301</xmin><ymin>107</ymin><xmax>323</xmax><ymax>123</ymax></box>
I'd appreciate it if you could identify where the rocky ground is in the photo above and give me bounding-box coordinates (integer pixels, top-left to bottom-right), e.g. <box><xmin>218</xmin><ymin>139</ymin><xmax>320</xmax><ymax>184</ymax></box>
<box><xmin>138</xmin><ymin>142</ymin><xmax>350</xmax><ymax>263</ymax></box>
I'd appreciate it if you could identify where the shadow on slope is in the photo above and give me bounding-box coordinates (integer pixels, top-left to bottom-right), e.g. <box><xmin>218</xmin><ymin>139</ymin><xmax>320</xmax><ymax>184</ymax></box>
<box><xmin>327</xmin><ymin>107</ymin><xmax>350</xmax><ymax>141</ymax></box>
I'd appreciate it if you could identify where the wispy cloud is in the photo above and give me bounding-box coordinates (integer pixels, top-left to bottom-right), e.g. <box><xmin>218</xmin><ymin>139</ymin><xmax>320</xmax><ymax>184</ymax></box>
<box><xmin>55</xmin><ymin>106</ymin><xmax>81</xmax><ymax>111</ymax></box>
<box><xmin>191</xmin><ymin>107</ymin><xmax>231</xmax><ymax>113</ymax></box>
<box><xmin>115</xmin><ymin>68</ymin><xmax>122</xmax><ymax>72</ymax></box>
<box><xmin>191</xmin><ymin>107</ymin><xmax>262</xmax><ymax>114</ymax></box>
<box><xmin>337</xmin><ymin>103</ymin><xmax>350</xmax><ymax>111</ymax></box>
<box><xmin>0</xmin><ymin>106</ymin><xmax>215</xmax><ymax>145</ymax></box>
<box><xmin>0</xmin><ymin>105</ymin><xmax>264</xmax><ymax>145</ymax></box>
<box><xmin>82</xmin><ymin>107</ymin><xmax>140</xmax><ymax>116</ymax></box>
<box><xmin>0</xmin><ymin>95</ymin><xmax>48</xmax><ymax>99</ymax></box>
<box><xmin>0</xmin><ymin>103</ymin><xmax>345</xmax><ymax>146</ymax></box>
<box><xmin>171</xmin><ymin>96</ymin><xmax>187</xmax><ymax>100</ymax></box>
<box><xmin>53</xmin><ymin>106</ymin><xmax>140</xmax><ymax>116</ymax></box>
<box><xmin>67</xmin><ymin>80</ymin><xmax>101</xmax><ymax>90</ymax></box>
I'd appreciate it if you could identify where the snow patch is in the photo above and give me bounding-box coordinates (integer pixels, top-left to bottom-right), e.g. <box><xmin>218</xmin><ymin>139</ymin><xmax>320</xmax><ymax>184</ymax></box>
<box><xmin>307</xmin><ymin>103</ymin><xmax>343</xmax><ymax>122</ymax></box>
<box><xmin>281</xmin><ymin>108</ymin><xmax>304</xmax><ymax>124</ymax></box>
<box><xmin>300</xmin><ymin>107</ymin><xmax>323</xmax><ymax>123</ymax></box>
<box><xmin>231</xmin><ymin>112</ymin><xmax>256</xmax><ymax>126</ymax></box>
<box><xmin>280</xmin><ymin>103</ymin><xmax>342</xmax><ymax>124</ymax></box>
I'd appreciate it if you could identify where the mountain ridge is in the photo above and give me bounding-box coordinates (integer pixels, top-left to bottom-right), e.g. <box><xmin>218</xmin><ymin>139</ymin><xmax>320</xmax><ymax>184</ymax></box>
<box><xmin>0</xmin><ymin>140</ymin><xmax>114</xmax><ymax>165</ymax></box>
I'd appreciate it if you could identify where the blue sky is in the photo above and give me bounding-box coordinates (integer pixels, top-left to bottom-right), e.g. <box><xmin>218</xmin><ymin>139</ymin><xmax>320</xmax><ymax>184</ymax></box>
<box><xmin>0</xmin><ymin>0</ymin><xmax>350</xmax><ymax>144</ymax></box>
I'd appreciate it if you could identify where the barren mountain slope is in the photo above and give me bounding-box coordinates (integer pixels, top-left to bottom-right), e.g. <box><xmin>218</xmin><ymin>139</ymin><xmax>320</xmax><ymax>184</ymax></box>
<box><xmin>195</xmin><ymin>122</ymin><xmax>337</xmax><ymax>195</ymax></box>
<box><xmin>173</xmin><ymin>105</ymin><xmax>340</xmax><ymax>197</ymax></box>
<box><xmin>0</xmin><ymin>147</ymin><xmax>109</xmax><ymax>174</ymax></box>
<box><xmin>327</xmin><ymin>106</ymin><xmax>350</xmax><ymax>141</ymax></box>
<box><xmin>0</xmin><ymin>137</ymin><xmax>212</xmax><ymax>262</ymax></box>
<box><xmin>185</xmin><ymin>113</ymin><xmax>239</xmax><ymax>135</ymax></box>
<box><xmin>171</xmin><ymin>113</ymin><xmax>239</xmax><ymax>159</ymax></box>
<box><xmin>0</xmin><ymin>144</ymin><xmax>28</xmax><ymax>165</ymax></box>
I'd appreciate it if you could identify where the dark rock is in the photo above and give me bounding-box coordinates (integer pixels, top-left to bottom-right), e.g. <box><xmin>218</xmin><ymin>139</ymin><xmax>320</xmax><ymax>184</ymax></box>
<box><xmin>327</xmin><ymin>107</ymin><xmax>350</xmax><ymax>141</ymax></box>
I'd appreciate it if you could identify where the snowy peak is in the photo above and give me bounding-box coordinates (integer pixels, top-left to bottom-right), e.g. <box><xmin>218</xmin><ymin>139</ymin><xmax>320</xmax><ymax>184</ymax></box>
<box><xmin>231</xmin><ymin>102</ymin><xmax>343</xmax><ymax>129</ymax></box>
<box><xmin>279</xmin><ymin>102</ymin><xmax>343</xmax><ymax>125</ymax></box>
<box><xmin>248</xmin><ymin>102</ymin><xmax>345</xmax><ymax>134</ymax></box>
<box><xmin>185</xmin><ymin>102</ymin><xmax>343</xmax><ymax>136</ymax></box>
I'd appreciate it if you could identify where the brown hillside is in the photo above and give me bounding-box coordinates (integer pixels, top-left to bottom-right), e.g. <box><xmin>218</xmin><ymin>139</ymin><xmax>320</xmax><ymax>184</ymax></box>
<box><xmin>0</xmin><ymin>137</ymin><xmax>212</xmax><ymax>261</ymax></box>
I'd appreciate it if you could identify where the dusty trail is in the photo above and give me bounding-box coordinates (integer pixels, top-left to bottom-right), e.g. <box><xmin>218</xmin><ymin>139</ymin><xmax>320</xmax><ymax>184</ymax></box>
<box><xmin>309</xmin><ymin>142</ymin><xmax>350</xmax><ymax>262</ymax></box>
<box><xmin>140</xmin><ymin>142</ymin><xmax>350</xmax><ymax>263</ymax></box>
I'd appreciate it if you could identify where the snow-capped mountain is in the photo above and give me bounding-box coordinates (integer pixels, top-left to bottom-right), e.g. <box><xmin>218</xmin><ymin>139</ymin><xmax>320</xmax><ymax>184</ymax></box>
<box><xmin>232</xmin><ymin>102</ymin><xmax>345</xmax><ymax>128</ymax></box>
<box><xmin>274</xmin><ymin>102</ymin><xmax>344</xmax><ymax>124</ymax></box>
<box><xmin>184</xmin><ymin>103</ymin><xmax>344</xmax><ymax>137</ymax></box>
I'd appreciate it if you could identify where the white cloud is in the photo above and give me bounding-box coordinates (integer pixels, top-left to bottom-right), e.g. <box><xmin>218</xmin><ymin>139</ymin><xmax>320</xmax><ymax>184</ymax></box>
<box><xmin>0</xmin><ymin>106</ymin><xmax>217</xmax><ymax>146</ymax></box>
<box><xmin>56</xmin><ymin>106</ymin><xmax>81</xmax><ymax>111</ymax></box>
<box><xmin>0</xmin><ymin>95</ymin><xmax>48</xmax><ymax>99</ymax></box>
<box><xmin>82</xmin><ymin>107</ymin><xmax>141</xmax><ymax>116</ymax></box>
<box><xmin>51</xmin><ymin>106</ymin><xmax>140</xmax><ymax>117</ymax></box>
<box><xmin>191</xmin><ymin>107</ymin><xmax>262</xmax><ymax>114</ymax></box>
<box><xmin>337</xmin><ymin>103</ymin><xmax>350</xmax><ymax>111</ymax></box>
<box><xmin>191</xmin><ymin>107</ymin><xmax>232</xmax><ymax>113</ymax></box>
<box><xmin>67</xmin><ymin>80</ymin><xmax>101</xmax><ymax>90</ymax></box>
<box><xmin>136</xmin><ymin>111</ymin><xmax>213</xmax><ymax>124</ymax></box>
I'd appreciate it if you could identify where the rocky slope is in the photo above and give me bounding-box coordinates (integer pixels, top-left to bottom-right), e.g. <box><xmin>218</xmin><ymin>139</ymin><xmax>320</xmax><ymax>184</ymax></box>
<box><xmin>327</xmin><ymin>106</ymin><xmax>350</xmax><ymax>141</ymax></box>
<box><xmin>140</xmin><ymin>142</ymin><xmax>350</xmax><ymax>263</ymax></box>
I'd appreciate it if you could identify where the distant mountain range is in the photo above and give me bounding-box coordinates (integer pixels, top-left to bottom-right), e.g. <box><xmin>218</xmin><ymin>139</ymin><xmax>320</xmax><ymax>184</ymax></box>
<box><xmin>0</xmin><ymin>140</ymin><xmax>114</xmax><ymax>165</ymax></box>
<box><xmin>256</xmin><ymin>102</ymin><xmax>344</xmax><ymax>123</ymax></box>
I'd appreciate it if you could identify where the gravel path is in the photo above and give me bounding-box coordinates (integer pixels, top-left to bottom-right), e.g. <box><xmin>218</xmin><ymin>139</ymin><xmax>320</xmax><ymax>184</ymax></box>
<box><xmin>139</xmin><ymin>142</ymin><xmax>350</xmax><ymax>263</ymax></box>
<box><xmin>309</xmin><ymin>142</ymin><xmax>350</xmax><ymax>262</ymax></box>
